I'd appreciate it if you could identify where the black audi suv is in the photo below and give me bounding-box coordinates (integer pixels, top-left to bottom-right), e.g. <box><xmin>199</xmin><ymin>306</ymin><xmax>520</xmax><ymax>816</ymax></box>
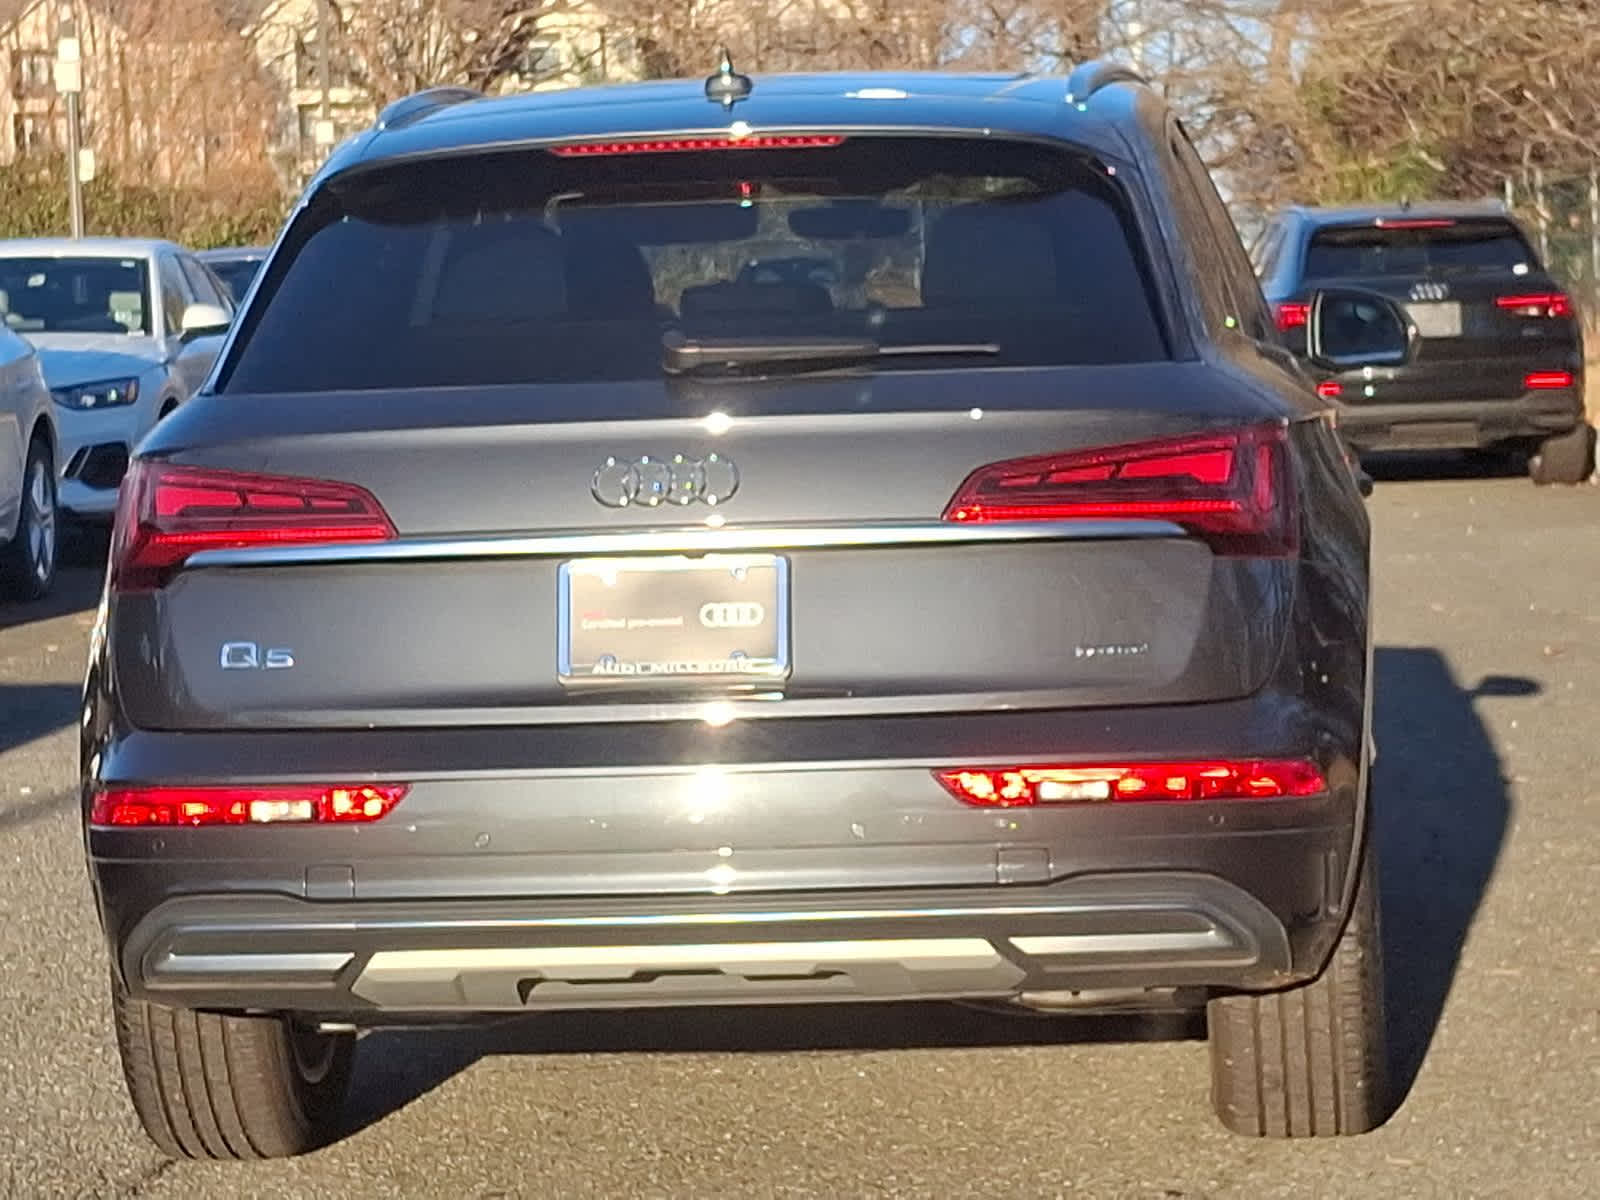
<box><xmin>1254</xmin><ymin>203</ymin><xmax>1593</xmax><ymax>482</ymax></box>
<box><xmin>83</xmin><ymin>61</ymin><xmax>1412</xmax><ymax>1157</ymax></box>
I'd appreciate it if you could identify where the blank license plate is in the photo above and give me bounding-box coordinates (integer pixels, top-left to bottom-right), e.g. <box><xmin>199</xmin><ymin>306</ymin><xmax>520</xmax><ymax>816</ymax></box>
<box><xmin>558</xmin><ymin>555</ymin><xmax>789</xmax><ymax>685</ymax></box>
<box><xmin>1404</xmin><ymin>301</ymin><xmax>1462</xmax><ymax>338</ymax></box>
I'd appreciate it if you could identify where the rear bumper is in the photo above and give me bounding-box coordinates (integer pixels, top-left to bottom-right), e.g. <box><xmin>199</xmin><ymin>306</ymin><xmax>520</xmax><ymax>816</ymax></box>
<box><xmin>1339</xmin><ymin>389</ymin><xmax>1583</xmax><ymax>451</ymax></box>
<box><xmin>117</xmin><ymin>872</ymin><xmax>1303</xmax><ymax>1017</ymax></box>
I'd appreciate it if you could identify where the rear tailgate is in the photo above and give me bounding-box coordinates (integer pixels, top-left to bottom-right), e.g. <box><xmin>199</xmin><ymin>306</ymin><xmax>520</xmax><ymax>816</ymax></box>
<box><xmin>111</xmin><ymin>132</ymin><xmax>1303</xmax><ymax>733</ymax></box>
<box><xmin>114</xmin><ymin>368</ymin><xmax>1296</xmax><ymax>730</ymax></box>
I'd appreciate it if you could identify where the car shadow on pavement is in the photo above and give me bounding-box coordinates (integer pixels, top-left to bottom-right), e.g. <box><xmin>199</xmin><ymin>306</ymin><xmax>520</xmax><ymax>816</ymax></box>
<box><xmin>1372</xmin><ymin>647</ymin><xmax>1526</xmax><ymax>1117</ymax></box>
<box><xmin>345</xmin><ymin>1005</ymin><xmax>1203</xmax><ymax>1136</ymax></box>
<box><xmin>340</xmin><ymin>645</ymin><xmax>1522</xmax><ymax>1139</ymax></box>
<box><xmin>0</xmin><ymin>564</ymin><xmax>103</xmax><ymax>634</ymax></box>
<box><xmin>1361</xmin><ymin>449</ymin><xmax>1530</xmax><ymax>483</ymax></box>
<box><xmin>0</xmin><ymin>683</ymin><xmax>82</xmax><ymax>756</ymax></box>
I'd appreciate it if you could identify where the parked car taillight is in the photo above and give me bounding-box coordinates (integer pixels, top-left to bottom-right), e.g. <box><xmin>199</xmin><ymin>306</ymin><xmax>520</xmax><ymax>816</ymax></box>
<box><xmin>1497</xmin><ymin>292</ymin><xmax>1573</xmax><ymax>319</ymax></box>
<box><xmin>1275</xmin><ymin>302</ymin><xmax>1310</xmax><ymax>332</ymax></box>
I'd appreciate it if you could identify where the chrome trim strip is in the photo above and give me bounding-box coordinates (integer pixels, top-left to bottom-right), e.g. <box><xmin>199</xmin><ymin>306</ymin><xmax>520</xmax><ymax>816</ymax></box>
<box><xmin>183</xmin><ymin>519</ymin><xmax>1184</xmax><ymax>569</ymax></box>
<box><xmin>153</xmin><ymin>951</ymin><xmax>354</xmax><ymax>977</ymax></box>
<box><xmin>360</xmin><ymin>938</ymin><xmax>1002</xmax><ymax>979</ymax></box>
<box><xmin>1009</xmin><ymin>931</ymin><xmax>1226</xmax><ymax>956</ymax></box>
<box><xmin>345</xmin><ymin>899</ymin><xmax>1194</xmax><ymax>931</ymax></box>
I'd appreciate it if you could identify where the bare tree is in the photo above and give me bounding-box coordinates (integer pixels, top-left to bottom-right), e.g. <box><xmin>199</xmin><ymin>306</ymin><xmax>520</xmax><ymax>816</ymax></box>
<box><xmin>328</xmin><ymin>0</ymin><xmax>591</xmax><ymax>103</ymax></box>
<box><xmin>81</xmin><ymin>0</ymin><xmax>279</xmax><ymax>192</ymax></box>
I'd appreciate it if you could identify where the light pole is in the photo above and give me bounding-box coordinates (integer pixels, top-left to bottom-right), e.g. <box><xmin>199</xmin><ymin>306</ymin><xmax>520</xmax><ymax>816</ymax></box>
<box><xmin>53</xmin><ymin>12</ymin><xmax>85</xmax><ymax>239</ymax></box>
<box><xmin>315</xmin><ymin>0</ymin><xmax>335</xmax><ymax>154</ymax></box>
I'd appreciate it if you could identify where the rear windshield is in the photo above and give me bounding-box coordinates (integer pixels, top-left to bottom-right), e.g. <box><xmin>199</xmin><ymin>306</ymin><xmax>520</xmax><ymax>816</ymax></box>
<box><xmin>1304</xmin><ymin>220</ymin><xmax>1535</xmax><ymax>279</ymax></box>
<box><xmin>0</xmin><ymin>256</ymin><xmax>151</xmax><ymax>335</ymax></box>
<box><xmin>222</xmin><ymin>137</ymin><xmax>1168</xmax><ymax>393</ymax></box>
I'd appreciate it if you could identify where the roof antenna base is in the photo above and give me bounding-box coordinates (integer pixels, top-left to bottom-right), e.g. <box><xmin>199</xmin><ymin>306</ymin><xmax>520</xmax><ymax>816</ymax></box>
<box><xmin>705</xmin><ymin>47</ymin><xmax>752</xmax><ymax>109</ymax></box>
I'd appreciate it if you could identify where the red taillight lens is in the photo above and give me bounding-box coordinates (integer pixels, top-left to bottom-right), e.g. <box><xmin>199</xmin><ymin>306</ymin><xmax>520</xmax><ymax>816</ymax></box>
<box><xmin>90</xmin><ymin>784</ymin><xmax>408</xmax><ymax>827</ymax></box>
<box><xmin>549</xmin><ymin>134</ymin><xmax>845</xmax><ymax>157</ymax></box>
<box><xmin>1316</xmin><ymin>381</ymin><xmax>1343</xmax><ymax>399</ymax></box>
<box><xmin>935</xmin><ymin>760</ymin><xmax>1326</xmax><ymax>807</ymax></box>
<box><xmin>1497</xmin><ymin>293</ymin><xmax>1573</xmax><ymax>319</ymax></box>
<box><xmin>111</xmin><ymin>462</ymin><xmax>395</xmax><ymax>590</ymax></box>
<box><xmin>1524</xmin><ymin>370</ymin><xmax>1575</xmax><ymax>390</ymax></box>
<box><xmin>942</xmin><ymin>424</ymin><xmax>1296</xmax><ymax>556</ymax></box>
<box><xmin>1275</xmin><ymin>302</ymin><xmax>1310</xmax><ymax>332</ymax></box>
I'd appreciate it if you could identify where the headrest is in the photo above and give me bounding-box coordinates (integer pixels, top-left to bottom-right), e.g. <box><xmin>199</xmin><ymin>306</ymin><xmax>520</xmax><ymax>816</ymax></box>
<box><xmin>563</xmin><ymin>234</ymin><xmax>657</xmax><ymax>319</ymax></box>
<box><xmin>432</xmin><ymin>222</ymin><xmax>567</xmax><ymax>323</ymax></box>
<box><xmin>679</xmin><ymin>280</ymin><xmax>833</xmax><ymax>322</ymax></box>
<box><xmin>922</xmin><ymin>204</ymin><xmax>1058</xmax><ymax>306</ymax></box>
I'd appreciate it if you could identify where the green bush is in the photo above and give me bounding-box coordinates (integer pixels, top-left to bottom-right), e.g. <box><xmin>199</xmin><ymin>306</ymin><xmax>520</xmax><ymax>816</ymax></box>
<box><xmin>0</xmin><ymin>157</ymin><xmax>288</xmax><ymax>249</ymax></box>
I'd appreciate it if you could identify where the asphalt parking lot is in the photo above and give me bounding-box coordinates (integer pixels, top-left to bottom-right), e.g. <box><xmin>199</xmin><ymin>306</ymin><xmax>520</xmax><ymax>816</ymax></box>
<box><xmin>2</xmin><ymin>462</ymin><xmax>1597</xmax><ymax>1199</ymax></box>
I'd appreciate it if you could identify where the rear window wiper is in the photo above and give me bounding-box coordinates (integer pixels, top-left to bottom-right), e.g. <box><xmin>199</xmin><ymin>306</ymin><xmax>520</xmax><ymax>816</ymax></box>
<box><xmin>661</xmin><ymin>331</ymin><xmax>1000</xmax><ymax>376</ymax></box>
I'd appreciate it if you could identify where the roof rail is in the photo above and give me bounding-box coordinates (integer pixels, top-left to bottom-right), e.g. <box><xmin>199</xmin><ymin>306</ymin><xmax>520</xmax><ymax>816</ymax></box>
<box><xmin>1063</xmin><ymin>60</ymin><xmax>1147</xmax><ymax>104</ymax></box>
<box><xmin>376</xmin><ymin>86</ymin><xmax>484</xmax><ymax>131</ymax></box>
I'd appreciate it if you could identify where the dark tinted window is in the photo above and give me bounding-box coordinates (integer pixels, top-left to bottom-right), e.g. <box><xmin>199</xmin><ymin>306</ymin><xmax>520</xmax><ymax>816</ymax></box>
<box><xmin>224</xmin><ymin>138</ymin><xmax>1168</xmax><ymax>394</ymax></box>
<box><xmin>1304</xmin><ymin>220</ymin><xmax>1535</xmax><ymax>278</ymax></box>
<box><xmin>0</xmin><ymin>255</ymin><xmax>150</xmax><ymax>334</ymax></box>
<box><xmin>207</xmin><ymin>258</ymin><xmax>262</xmax><ymax>303</ymax></box>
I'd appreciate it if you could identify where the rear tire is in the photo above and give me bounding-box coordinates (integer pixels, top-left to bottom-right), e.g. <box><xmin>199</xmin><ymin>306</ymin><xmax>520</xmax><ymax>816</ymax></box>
<box><xmin>1206</xmin><ymin>846</ymin><xmax>1388</xmax><ymax>1137</ymax></box>
<box><xmin>0</xmin><ymin>436</ymin><xmax>56</xmax><ymax>601</ymax></box>
<box><xmin>111</xmin><ymin>976</ymin><xmax>354</xmax><ymax>1159</ymax></box>
<box><xmin>1528</xmin><ymin>422</ymin><xmax>1596</xmax><ymax>485</ymax></box>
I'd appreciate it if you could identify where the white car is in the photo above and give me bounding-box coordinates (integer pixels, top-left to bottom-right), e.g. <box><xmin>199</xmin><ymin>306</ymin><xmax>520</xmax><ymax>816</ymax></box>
<box><xmin>0</xmin><ymin>321</ymin><xmax>57</xmax><ymax>599</ymax></box>
<box><xmin>0</xmin><ymin>238</ymin><xmax>233</xmax><ymax>521</ymax></box>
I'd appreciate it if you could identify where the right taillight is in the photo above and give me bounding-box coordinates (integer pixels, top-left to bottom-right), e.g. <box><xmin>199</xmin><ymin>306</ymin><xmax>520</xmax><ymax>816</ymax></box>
<box><xmin>942</xmin><ymin>423</ymin><xmax>1296</xmax><ymax>556</ymax></box>
<box><xmin>111</xmin><ymin>461</ymin><xmax>395</xmax><ymax>591</ymax></box>
<box><xmin>935</xmin><ymin>760</ymin><xmax>1326</xmax><ymax>807</ymax></box>
<box><xmin>1497</xmin><ymin>292</ymin><xmax>1573</xmax><ymax>319</ymax></box>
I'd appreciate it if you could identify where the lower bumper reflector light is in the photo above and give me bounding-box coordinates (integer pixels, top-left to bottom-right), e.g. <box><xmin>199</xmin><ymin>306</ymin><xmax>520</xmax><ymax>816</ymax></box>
<box><xmin>934</xmin><ymin>760</ymin><xmax>1326</xmax><ymax>807</ymax></box>
<box><xmin>90</xmin><ymin>784</ymin><xmax>409</xmax><ymax>827</ymax></box>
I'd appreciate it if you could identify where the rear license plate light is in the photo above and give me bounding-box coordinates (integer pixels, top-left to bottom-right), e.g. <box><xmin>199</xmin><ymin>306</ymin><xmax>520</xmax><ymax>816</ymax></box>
<box><xmin>558</xmin><ymin>554</ymin><xmax>790</xmax><ymax>686</ymax></box>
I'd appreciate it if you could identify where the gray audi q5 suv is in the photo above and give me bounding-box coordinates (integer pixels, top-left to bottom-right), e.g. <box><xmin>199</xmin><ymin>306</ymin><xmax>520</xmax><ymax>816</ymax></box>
<box><xmin>83</xmin><ymin>60</ymin><xmax>1412</xmax><ymax>1157</ymax></box>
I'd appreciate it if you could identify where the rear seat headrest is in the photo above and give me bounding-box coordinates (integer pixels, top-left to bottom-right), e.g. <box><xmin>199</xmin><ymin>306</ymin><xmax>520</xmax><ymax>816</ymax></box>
<box><xmin>922</xmin><ymin>204</ymin><xmax>1058</xmax><ymax>306</ymax></box>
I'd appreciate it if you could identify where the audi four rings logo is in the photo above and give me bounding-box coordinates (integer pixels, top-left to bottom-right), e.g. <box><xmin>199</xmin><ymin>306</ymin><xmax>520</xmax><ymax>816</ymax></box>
<box><xmin>591</xmin><ymin>454</ymin><xmax>739</xmax><ymax>508</ymax></box>
<box><xmin>1409</xmin><ymin>281</ymin><xmax>1449</xmax><ymax>301</ymax></box>
<box><xmin>700</xmin><ymin>602</ymin><xmax>765</xmax><ymax>629</ymax></box>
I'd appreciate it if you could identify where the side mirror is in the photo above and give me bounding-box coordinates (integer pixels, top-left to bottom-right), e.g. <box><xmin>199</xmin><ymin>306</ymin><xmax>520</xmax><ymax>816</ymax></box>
<box><xmin>179</xmin><ymin>302</ymin><xmax>231</xmax><ymax>342</ymax></box>
<box><xmin>1307</xmin><ymin>288</ymin><xmax>1416</xmax><ymax>371</ymax></box>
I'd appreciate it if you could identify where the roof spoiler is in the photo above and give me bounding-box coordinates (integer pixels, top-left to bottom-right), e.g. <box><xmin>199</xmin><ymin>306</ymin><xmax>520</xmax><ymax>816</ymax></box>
<box><xmin>376</xmin><ymin>86</ymin><xmax>483</xmax><ymax>131</ymax></box>
<box><xmin>1064</xmin><ymin>60</ymin><xmax>1147</xmax><ymax>104</ymax></box>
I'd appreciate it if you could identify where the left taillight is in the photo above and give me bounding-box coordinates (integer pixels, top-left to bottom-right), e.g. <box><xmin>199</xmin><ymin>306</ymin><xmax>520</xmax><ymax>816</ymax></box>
<box><xmin>111</xmin><ymin>461</ymin><xmax>395</xmax><ymax>591</ymax></box>
<box><xmin>1275</xmin><ymin>302</ymin><xmax>1310</xmax><ymax>332</ymax></box>
<box><xmin>942</xmin><ymin>423</ymin><xmax>1297</xmax><ymax>556</ymax></box>
<box><xmin>90</xmin><ymin>784</ymin><xmax>408</xmax><ymax>827</ymax></box>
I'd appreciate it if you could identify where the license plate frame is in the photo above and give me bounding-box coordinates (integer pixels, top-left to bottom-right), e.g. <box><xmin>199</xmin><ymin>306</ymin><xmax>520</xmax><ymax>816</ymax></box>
<box><xmin>1403</xmin><ymin>301</ymin><xmax>1462</xmax><ymax>339</ymax></box>
<box><xmin>557</xmin><ymin>554</ymin><xmax>790</xmax><ymax>687</ymax></box>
